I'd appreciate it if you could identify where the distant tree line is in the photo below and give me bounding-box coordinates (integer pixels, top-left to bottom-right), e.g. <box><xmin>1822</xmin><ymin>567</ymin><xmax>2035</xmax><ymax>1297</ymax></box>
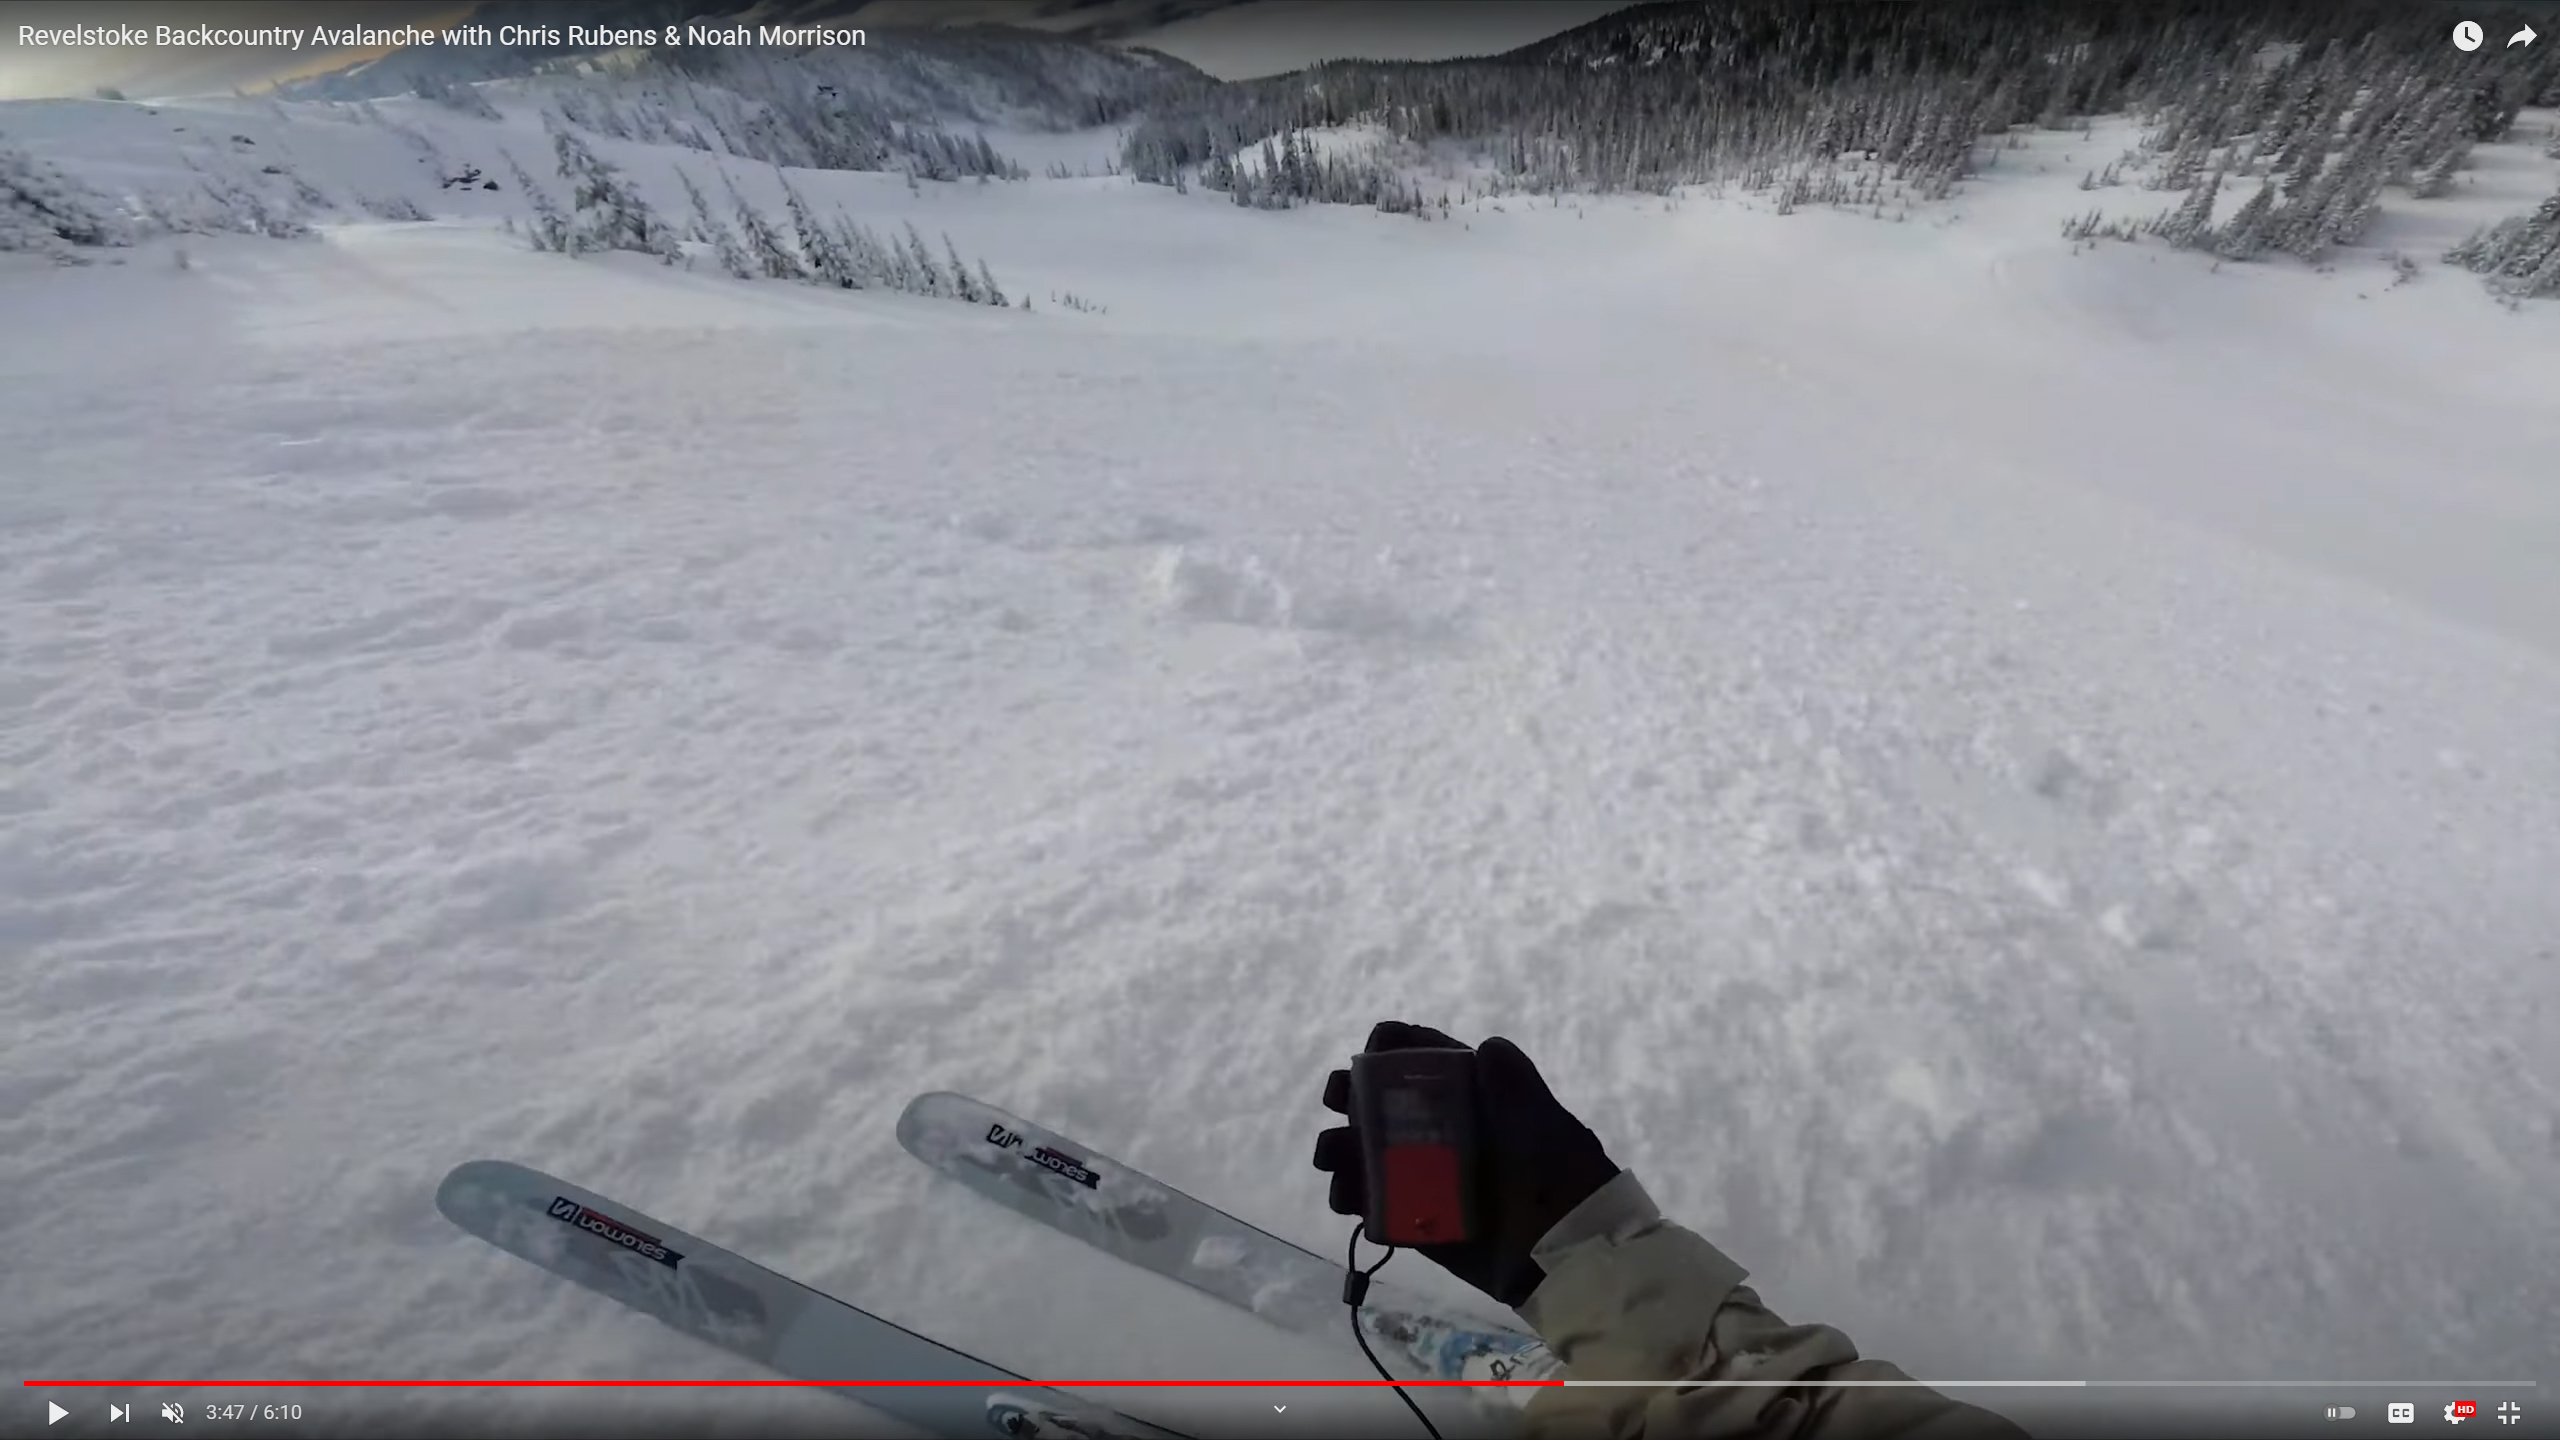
<box><xmin>1</xmin><ymin>127</ymin><xmax>321</xmax><ymax>258</ymax></box>
<box><xmin>1197</xmin><ymin>120</ymin><xmax>1432</xmax><ymax>214</ymax></box>
<box><xmin>1128</xmin><ymin>2</ymin><xmax>2552</xmax><ymax>197</ymax></box>
<box><xmin>2048</xmin><ymin>20</ymin><xmax>2551</xmax><ymax>269</ymax></box>
<box><xmin>1116</xmin><ymin>0</ymin><xmax>2560</xmax><ymax>294</ymax></box>
<box><xmin>2446</xmin><ymin>187</ymin><xmax>2560</xmax><ymax>300</ymax></box>
<box><xmin>511</xmin><ymin>122</ymin><xmax>1013</xmax><ymax>308</ymax></box>
<box><xmin>646</xmin><ymin>27</ymin><xmax>1213</xmax><ymax>132</ymax></box>
<box><xmin>541</xmin><ymin>72</ymin><xmax>1028</xmax><ymax>183</ymax></box>
<box><xmin>372</xmin><ymin>26</ymin><xmax>1217</xmax><ymax>185</ymax></box>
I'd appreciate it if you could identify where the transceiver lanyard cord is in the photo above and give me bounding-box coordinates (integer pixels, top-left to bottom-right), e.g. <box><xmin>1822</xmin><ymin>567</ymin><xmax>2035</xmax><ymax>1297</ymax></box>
<box><xmin>1344</xmin><ymin>1226</ymin><xmax>1445</xmax><ymax>1440</ymax></box>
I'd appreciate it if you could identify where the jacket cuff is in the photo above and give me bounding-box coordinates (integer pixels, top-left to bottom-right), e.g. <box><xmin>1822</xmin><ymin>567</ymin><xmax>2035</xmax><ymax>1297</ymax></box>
<box><xmin>1518</xmin><ymin>1171</ymin><xmax>1753</xmax><ymax>1361</ymax></box>
<box><xmin>1531</xmin><ymin>1169</ymin><xmax>1666</xmax><ymax>1263</ymax></box>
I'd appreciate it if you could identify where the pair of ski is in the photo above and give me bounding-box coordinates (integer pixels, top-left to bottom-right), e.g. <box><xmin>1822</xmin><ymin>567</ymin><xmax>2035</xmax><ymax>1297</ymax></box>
<box><xmin>435</xmin><ymin>1091</ymin><xmax>1557</xmax><ymax>1439</ymax></box>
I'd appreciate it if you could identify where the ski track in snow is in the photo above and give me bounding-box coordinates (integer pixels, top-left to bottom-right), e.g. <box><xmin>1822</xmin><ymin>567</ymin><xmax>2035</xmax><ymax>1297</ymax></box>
<box><xmin>4</xmin><ymin>95</ymin><xmax>2559</xmax><ymax>1436</ymax></box>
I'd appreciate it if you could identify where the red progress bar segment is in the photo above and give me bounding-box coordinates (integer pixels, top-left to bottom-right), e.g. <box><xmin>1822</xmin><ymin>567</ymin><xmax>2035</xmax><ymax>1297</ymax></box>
<box><xmin>23</xmin><ymin>1379</ymin><xmax>1559</xmax><ymax>1388</ymax></box>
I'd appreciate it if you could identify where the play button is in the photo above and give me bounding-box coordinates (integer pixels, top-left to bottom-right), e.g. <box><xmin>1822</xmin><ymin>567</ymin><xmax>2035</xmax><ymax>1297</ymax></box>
<box><xmin>47</xmin><ymin>1401</ymin><xmax>69</xmax><ymax>1425</ymax></box>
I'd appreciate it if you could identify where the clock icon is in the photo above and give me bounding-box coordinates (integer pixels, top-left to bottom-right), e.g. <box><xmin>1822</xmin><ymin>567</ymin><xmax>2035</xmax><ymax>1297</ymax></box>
<box><xmin>2454</xmin><ymin>20</ymin><xmax>2485</xmax><ymax>50</ymax></box>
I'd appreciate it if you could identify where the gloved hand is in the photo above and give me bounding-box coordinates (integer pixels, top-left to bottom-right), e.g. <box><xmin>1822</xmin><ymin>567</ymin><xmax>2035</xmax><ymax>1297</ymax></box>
<box><xmin>1312</xmin><ymin>1021</ymin><xmax>1620</xmax><ymax>1309</ymax></box>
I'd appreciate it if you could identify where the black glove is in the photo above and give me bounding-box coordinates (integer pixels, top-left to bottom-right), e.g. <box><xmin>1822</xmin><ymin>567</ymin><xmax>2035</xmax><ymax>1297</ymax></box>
<box><xmin>1312</xmin><ymin>1021</ymin><xmax>1620</xmax><ymax>1309</ymax></box>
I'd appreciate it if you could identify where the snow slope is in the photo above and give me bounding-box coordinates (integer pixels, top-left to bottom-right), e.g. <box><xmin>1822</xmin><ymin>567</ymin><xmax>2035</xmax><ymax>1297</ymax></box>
<box><xmin>6</xmin><ymin>92</ymin><xmax>2559</xmax><ymax>1438</ymax></box>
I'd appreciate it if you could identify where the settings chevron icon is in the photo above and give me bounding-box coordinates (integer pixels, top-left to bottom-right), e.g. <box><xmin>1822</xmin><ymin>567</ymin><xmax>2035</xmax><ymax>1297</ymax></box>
<box><xmin>2447</xmin><ymin>1400</ymin><xmax>2477</xmax><ymax>1424</ymax></box>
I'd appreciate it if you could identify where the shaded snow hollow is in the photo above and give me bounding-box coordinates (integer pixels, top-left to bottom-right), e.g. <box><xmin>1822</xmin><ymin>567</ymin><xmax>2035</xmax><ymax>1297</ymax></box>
<box><xmin>4</xmin><ymin>91</ymin><xmax>2559</xmax><ymax>1438</ymax></box>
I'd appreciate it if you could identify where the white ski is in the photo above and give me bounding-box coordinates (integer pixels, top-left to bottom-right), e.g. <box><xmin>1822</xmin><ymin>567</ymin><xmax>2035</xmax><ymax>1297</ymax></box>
<box><xmin>435</xmin><ymin>1159</ymin><xmax>1189</xmax><ymax>1439</ymax></box>
<box><xmin>894</xmin><ymin>1092</ymin><xmax>1561</xmax><ymax>1394</ymax></box>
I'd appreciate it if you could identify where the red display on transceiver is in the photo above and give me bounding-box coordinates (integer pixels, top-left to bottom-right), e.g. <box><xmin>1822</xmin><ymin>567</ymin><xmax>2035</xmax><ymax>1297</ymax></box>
<box><xmin>1351</xmin><ymin>1047</ymin><xmax>1482</xmax><ymax>1246</ymax></box>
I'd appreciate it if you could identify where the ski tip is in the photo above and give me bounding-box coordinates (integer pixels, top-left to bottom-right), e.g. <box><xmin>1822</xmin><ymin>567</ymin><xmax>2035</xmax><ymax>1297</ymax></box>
<box><xmin>893</xmin><ymin>1090</ymin><xmax>976</xmax><ymax>1147</ymax></box>
<box><xmin>434</xmin><ymin>1159</ymin><xmax>535</xmax><ymax>1222</ymax></box>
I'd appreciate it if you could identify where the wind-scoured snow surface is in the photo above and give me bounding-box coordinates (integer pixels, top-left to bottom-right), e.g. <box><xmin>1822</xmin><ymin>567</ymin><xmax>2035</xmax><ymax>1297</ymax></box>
<box><xmin>6</xmin><ymin>92</ymin><xmax>2560</xmax><ymax>1439</ymax></box>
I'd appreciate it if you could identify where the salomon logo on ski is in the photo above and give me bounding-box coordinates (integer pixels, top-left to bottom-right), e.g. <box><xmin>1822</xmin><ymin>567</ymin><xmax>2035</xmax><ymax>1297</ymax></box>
<box><xmin>548</xmin><ymin>1196</ymin><xmax>684</xmax><ymax>1268</ymax></box>
<box><xmin>986</xmin><ymin>1123</ymin><xmax>1101</xmax><ymax>1188</ymax></box>
<box><xmin>1031</xmin><ymin>1146</ymin><xmax>1101</xmax><ymax>1188</ymax></box>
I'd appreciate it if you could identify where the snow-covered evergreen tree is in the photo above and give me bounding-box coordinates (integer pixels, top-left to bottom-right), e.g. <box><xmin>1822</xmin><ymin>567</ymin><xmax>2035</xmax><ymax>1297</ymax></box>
<box><xmin>780</xmin><ymin>177</ymin><xmax>856</xmax><ymax>287</ymax></box>
<box><xmin>884</xmin><ymin>224</ymin><xmax>923</xmax><ymax>291</ymax></box>
<box><xmin>903</xmin><ymin>222</ymin><xmax>948</xmax><ymax>296</ymax></box>
<box><xmin>676</xmin><ymin>167</ymin><xmax>752</xmax><ymax>278</ymax></box>
<box><xmin>2215</xmin><ymin>179</ymin><xmax>2280</xmax><ymax>260</ymax></box>
<box><xmin>2447</xmin><ymin>187</ymin><xmax>2560</xmax><ymax>297</ymax></box>
<box><xmin>552</xmin><ymin>125</ymin><xmax>677</xmax><ymax>260</ymax></box>
<box><xmin>502</xmin><ymin>148</ymin><xmax>569</xmax><ymax>253</ymax></box>
<box><xmin>2160</xmin><ymin>169</ymin><xmax>2222</xmax><ymax>249</ymax></box>
<box><xmin>0</xmin><ymin>133</ymin><xmax>132</xmax><ymax>255</ymax></box>
<box><xmin>831</xmin><ymin>212</ymin><xmax>886</xmax><ymax>288</ymax></box>
<box><xmin>722</xmin><ymin>176</ymin><xmax>802</xmax><ymax>279</ymax></box>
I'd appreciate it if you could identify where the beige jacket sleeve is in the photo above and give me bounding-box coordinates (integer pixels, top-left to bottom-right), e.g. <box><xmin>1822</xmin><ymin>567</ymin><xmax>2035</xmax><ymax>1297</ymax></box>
<box><xmin>1515</xmin><ymin>1173</ymin><xmax>2032</xmax><ymax>1440</ymax></box>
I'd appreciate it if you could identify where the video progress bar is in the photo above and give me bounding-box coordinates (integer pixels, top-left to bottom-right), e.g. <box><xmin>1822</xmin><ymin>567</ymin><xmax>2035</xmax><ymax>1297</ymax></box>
<box><xmin>22</xmin><ymin>1379</ymin><xmax>2542</xmax><ymax>1390</ymax></box>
